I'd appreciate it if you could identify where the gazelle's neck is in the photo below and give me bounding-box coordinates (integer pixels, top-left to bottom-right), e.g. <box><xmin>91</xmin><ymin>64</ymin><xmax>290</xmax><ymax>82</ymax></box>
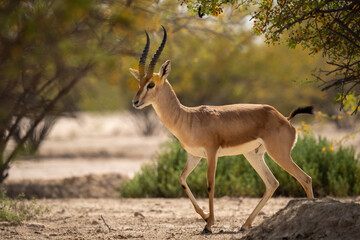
<box><xmin>151</xmin><ymin>80</ymin><xmax>186</xmax><ymax>136</ymax></box>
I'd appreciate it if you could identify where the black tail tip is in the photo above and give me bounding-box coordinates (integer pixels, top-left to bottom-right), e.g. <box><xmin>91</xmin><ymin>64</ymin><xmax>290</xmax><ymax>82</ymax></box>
<box><xmin>298</xmin><ymin>105</ymin><xmax>314</xmax><ymax>115</ymax></box>
<box><xmin>288</xmin><ymin>105</ymin><xmax>314</xmax><ymax>120</ymax></box>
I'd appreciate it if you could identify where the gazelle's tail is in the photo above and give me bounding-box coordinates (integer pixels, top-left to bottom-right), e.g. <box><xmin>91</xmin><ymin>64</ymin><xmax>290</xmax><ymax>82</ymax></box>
<box><xmin>287</xmin><ymin>106</ymin><xmax>314</xmax><ymax>121</ymax></box>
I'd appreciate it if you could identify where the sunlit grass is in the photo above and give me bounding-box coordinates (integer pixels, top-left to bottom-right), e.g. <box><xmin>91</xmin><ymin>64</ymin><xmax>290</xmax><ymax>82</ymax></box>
<box><xmin>0</xmin><ymin>190</ymin><xmax>49</xmax><ymax>224</ymax></box>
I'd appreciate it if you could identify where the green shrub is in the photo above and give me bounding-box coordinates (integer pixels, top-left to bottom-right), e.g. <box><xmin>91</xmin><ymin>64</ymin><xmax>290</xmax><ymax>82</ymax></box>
<box><xmin>0</xmin><ymin>190</ymin><xmax>49</xmax><ymax>224</ymax></box>
<box><xmin>119</xmin><ymin>135</ymin><xmax>360</xmax><ymax>198</ymax></box>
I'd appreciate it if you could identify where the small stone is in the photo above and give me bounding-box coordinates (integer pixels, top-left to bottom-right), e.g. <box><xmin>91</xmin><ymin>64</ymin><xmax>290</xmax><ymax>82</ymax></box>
<box><xmin>324</xmin><ymin>217</ymin><xmax>338</xmax><ymax>227</ymax></box>
<box><xmin>27</xmin><ymin>223</ymin><xmax>45</xmax><ymax>228</ymax></box>
<box><xmin>134</xmin><ymin>212</ymin><xmax>145</xmax><ymax>218</ymax></box>
<box><xmin>295</xmin><ymin>232</ymin><xmax>307</xmax><ymax>239</ymax></box>
<box><xmin>115</xmin><ymin>234</ymin><xmax>127</xmax><ymax>239</ymax></box>
<box><xmin>0</xmin><ymin>222</ymin><xmax>12</xmax><ymax>226</ymax></box>
<box><xmin>338</xmin><ymin>217</ymin><xmax>354</xmax><ymax>227</ymax></box>
<box><xmin>263</xmin><ymin>227</ymin><xmax>272</xmax><ymax>233</ymax></box>
<box><xmin>57</xmin><ymin>209</ymin><xmax>65</xmax><ymax>214</ymax></box>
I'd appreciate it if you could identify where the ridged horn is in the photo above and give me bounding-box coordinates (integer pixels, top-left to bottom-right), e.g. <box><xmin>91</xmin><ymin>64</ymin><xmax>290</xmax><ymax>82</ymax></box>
<box><xmin>146</xmin><ymin>26</ymin><xmax>167</xmax><ymax>79</ymax></box>
<box><xmin>139</xmin><ymin>31</ymin><xmax>150</xmax><ymax>79</ymax></box>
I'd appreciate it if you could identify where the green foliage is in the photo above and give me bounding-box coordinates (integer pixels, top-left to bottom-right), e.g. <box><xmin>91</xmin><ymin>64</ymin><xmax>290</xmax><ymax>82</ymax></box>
<box><xmin>120</xmin><ymin>135</ymin><xmax>360</xmax><ymax>198</ymax></box>
<box><xmin>334</xmin><ymin>91</ymin><xmax>360</xmax><ymax>114</ymax></box>
<box><xmin>0</xmin><ymin>190</ymin><xmax>49</xmax><ymax>224</ymax></box>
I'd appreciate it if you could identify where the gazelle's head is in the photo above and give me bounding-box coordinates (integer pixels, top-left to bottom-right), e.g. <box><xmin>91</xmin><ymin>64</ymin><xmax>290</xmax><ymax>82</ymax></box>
<box><xmin>130</xmin><ymin>26</ymin><xmax>171</xmax><ymax>109</ymax></box>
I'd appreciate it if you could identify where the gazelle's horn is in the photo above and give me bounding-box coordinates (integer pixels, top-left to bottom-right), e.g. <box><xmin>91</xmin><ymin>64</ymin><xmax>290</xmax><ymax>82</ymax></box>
<box><xmin>139</xmin><ymin>31</ymin><xmax>150</xmax><ymax>80</ymax></box>
<box><xmin>146</xmin><ymin>26</ymin><xmax>167</xmax><ymax>79</ymax></box>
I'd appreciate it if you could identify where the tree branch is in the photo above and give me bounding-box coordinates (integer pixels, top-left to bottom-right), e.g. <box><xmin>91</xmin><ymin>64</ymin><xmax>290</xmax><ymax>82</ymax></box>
<box><xmin>333</xmin><ymin>18</ymin><xmax>360</xmax><ymax>43</ymax></box>
<box><xmin>3</xmin><ymin>63</ymin><xmax>94</xmax><ymax>168</ymax></box>
<box><xmin>273</xmin><ymin>0</ymin><xmax>332</xmax><ymax>34</ymax></box>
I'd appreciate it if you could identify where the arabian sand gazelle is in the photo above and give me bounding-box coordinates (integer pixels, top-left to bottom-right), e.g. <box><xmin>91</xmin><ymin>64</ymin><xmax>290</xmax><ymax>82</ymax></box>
<box><xmin>129</xmin><ymin>26</ymin><xmax>314</xmax><ymax>234</ymax></box>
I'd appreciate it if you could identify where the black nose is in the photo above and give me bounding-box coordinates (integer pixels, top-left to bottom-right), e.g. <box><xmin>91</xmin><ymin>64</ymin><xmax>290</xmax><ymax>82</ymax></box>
<box><xmin>134</xmin><ymin>100</ymin><xmax>139</xmax><ymax>105</ymax></box>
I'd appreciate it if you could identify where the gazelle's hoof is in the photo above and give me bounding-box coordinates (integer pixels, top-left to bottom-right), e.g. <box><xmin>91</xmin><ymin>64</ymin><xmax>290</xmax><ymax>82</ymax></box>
<box><xmin>239</xmin><ymin>225</ymin><xmax>250</xmax><ymax>232</ymax></box>
<box><xmin>201</xmin><ymin>227</ymin><xmax>212</xmax><ymax>234</ymax></box>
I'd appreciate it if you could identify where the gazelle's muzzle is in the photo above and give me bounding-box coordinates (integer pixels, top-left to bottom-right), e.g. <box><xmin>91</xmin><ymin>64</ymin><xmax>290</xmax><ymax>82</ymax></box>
<box><xmin>132</xmin><ymin>87</ymin><xmax>145</xmax><ymax>109</ymax></box>
<box><xmin>132</xmin><ymin>95</ymin><xmax>141</xmax><ymax>108</ymax></box>
<box><xmin>132</xmin><ymin>99</ymin><xmax>139</xmax><ymax>108</ymax></box>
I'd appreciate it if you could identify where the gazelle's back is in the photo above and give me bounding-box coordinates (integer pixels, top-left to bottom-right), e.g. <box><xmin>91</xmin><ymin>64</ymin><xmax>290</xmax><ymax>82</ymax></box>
<box><xmin>184</xmin><ymin>103</ymin><xmax>292</xmax><ymax>148</ymax></box>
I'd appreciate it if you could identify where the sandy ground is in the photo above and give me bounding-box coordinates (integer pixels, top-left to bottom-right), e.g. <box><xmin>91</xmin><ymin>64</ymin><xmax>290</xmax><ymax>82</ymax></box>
<box><xmin>0</xmin><ymin>197</ymin><xmax>292</xmax><ymax>240</ymax></box>
<box><xmin>1</xmin><ymin>197</ymin><xmax>359</xmax><ymax>240</ymax></box>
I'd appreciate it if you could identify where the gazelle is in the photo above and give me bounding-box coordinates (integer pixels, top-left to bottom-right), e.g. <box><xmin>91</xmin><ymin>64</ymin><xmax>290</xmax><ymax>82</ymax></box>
<box><xmin>130</xmin><ymin>26</ymin><xmax>314</xmax><ymax>234</ymax></box>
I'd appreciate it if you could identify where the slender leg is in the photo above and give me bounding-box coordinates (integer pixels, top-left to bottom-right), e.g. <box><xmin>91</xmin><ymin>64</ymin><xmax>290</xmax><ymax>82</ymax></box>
<box><xmin>263</xmin><ymin>135</ymin><xmax>314</xmax><ymax>199</ymax></box>
<box><xmin>180</xmin><ymin>154</ymin><xmax>210</xmax><ymax>221</ymax></box>
<box><xmin>241</xmin><ymin>146</ymin><xmax>279</xmax><ymax>230</ymax></box>
<box><xmin>268</xmin><ymin>154</ymin><xmax>314</xmax><ymax>198</ymax></box>
<box><xmin>203</xmin><ymin>149</ymin><xmax>218</xmax><ymax>234</ymax></box>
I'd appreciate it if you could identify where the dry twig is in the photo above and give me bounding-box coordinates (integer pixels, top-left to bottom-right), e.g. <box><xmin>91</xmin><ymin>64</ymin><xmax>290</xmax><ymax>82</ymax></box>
<box><xmin>100</xmin><ymin>215</ymin><xmax>116</xmax><ymax>232</ymax></box>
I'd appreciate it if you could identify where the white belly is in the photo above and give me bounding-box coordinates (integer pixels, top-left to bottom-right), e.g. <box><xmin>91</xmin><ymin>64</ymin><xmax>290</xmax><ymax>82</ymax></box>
<box><xmin>218</xmin><ymin>139</ymin><xmax>261</xmax><ymax>157</ymax></box>
<box><xmin>183</xmin><ymin>146</ymin><xmax>207</xmax><ymax>158</ymax></box>
<box><xmin>183</xmin><ymin>139</ymin><xmax>262</xmax><ymax>158</ymax></box>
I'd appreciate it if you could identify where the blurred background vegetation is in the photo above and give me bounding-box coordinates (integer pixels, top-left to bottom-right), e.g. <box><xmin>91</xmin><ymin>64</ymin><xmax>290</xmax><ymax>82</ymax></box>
<box><xmin>0</xmin><ymin>0</ymin><xmax>359</xmax><ymax>191</ymax></box>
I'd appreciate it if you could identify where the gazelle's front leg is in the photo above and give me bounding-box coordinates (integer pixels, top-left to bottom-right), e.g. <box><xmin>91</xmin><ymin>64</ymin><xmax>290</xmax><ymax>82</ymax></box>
<box><xmin>180</xmin><ymin>154</ymin><xmax>210</xmax><ymax>221</ymax></box>
<box><xmin>203</xmin><ymin>149</ymin><xmax>218</xmax><ymax>234</ymax></box>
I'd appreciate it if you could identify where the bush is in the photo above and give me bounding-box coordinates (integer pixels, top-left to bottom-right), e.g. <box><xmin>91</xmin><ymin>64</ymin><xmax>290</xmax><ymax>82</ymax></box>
<box><xmin>0</xmin><ymin>190</ymin><xmax>49</xmax><ymax>224</ymax></box>
<box><xmin>119</xmin><ymin>135</ymin><xmax>360</xmax><ymax>198</ymax></box>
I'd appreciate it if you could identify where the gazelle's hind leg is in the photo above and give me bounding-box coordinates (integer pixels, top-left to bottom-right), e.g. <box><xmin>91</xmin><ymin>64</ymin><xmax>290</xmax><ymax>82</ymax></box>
<box><xmin>241</xmin><ymin>145</ymin><xmax>279</xmax><ymax>230</ymax></box>
<box><xmin>263</xmin><ymin>128</ymin><xmax>314</xmax><ymax>199</ymax></box>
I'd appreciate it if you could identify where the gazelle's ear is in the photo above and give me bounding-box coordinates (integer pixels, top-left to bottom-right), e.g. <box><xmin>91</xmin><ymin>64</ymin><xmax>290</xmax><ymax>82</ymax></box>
<box><xmin>129</xmin><ymin>68</ymin><xmax>140</xmax><ymax>81</ymax></box>
<box><xmin>159</xmin><ymin>60</ymin><xmax>171</xmax><ymax>83</ymax></box>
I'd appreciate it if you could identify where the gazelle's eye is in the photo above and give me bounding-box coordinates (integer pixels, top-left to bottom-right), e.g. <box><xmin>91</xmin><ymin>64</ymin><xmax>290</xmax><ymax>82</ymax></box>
<box><xmin>147</xmin><ymin>82</ymin><xmax>155</xmax><ymax>89</ymax></box>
